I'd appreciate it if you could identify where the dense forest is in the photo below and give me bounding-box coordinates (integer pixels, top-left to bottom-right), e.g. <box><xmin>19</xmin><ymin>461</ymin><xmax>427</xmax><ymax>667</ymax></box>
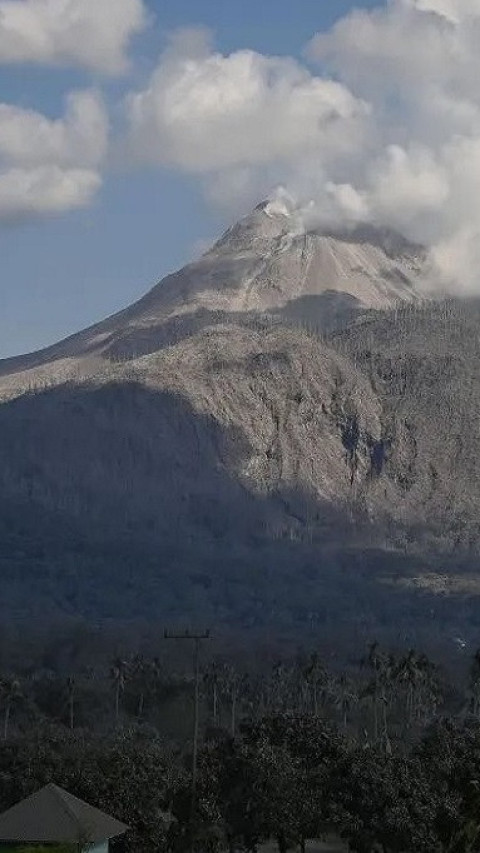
<box><xmin>0</xmin><ymin>624</ymin><xmax>479</xmax><ymax>853</ymax></box>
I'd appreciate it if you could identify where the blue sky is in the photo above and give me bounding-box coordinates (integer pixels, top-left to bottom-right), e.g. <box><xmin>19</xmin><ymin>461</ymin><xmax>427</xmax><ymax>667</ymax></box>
<box><xmin>0</xmin><ymin>0</ymin><xmax>385</xmax><ymax>359</ymax></box>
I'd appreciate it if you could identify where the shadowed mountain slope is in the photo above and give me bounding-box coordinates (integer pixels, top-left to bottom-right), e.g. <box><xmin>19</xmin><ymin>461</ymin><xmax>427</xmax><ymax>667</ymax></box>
<box><xmin>0</xmin><ymin>304</ymin><xmax>480</xmax><ymax>650</ymax></box>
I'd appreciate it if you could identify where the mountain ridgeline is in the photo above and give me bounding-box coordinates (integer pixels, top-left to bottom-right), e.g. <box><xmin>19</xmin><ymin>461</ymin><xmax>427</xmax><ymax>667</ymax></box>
<box><xmin>1</xmin><ymin>204</ymin><xmax>479</xmax><ymax>655</ymax></box>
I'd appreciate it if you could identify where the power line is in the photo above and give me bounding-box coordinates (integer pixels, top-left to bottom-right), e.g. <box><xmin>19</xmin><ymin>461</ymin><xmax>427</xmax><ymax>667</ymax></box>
<box><xmin>164</xmin><ymin>629</ymin><xmax>211</xmax><ymax>853</ymax></box>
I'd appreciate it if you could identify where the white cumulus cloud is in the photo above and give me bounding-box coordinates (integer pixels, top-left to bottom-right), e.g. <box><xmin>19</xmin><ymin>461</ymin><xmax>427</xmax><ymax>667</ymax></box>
<box><xmin>0</xmin><ymin>166</ymin><xmax>101</xmax><ymax>220</ymax></box>
<box><xmin>125</xmin><ymin>28</ymin><xmax>369</xmax><ymax>174</ymax></box>
<box><xmin>0</xmin><ymin>0</ymin><xmax>147</xmax><ymax>74</ymax></box>
<box><xmin>124</xmin><ymin>4</ymin><xmax>480</xmax><ymax>292</ymax></box>
<box><xmin>0</xmin><ymin>90</ymin><xmax>108</xmax><ymax>222</ymax></box>
<box><xmin>0</xmin><ymin>90</ymin><xmax>108</xmax><ymax>168</ymax></box>
<box><xmin>305</xmin><ymin>0</ymin><xmax>480</xmax><ymax>291</ymax></box>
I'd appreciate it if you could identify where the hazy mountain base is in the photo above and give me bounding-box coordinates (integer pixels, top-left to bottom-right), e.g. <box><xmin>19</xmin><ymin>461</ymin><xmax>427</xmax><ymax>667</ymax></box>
<box><xmin>0</xmin><ymin>302</ymin><xmax>480</xmax><ymax>656</ymax></box>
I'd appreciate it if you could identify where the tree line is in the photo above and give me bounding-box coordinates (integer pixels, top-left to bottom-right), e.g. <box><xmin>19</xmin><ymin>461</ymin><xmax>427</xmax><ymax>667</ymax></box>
<box><xmin>0</xmin><ymin>641</ymin><xmax>457</xmax><ymax>742</ymax></box>
<box><xmin>0</xmin><ymin>636</ymin><xmax>479</xmax><ymax>852</ymax></box>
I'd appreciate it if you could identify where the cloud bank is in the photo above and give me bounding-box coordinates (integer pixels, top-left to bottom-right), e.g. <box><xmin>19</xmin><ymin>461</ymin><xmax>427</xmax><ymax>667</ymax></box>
<box><xmin>125</xmin><ymin>2</ymin><xmax>480</xmax><ymax>292</ymax></box>
<box><xmin>0</xmin><ymin>0</ymin><xmax>145</xmax><ymax>222</ymax></box>
<box><xmin>0</xmin><ymin>0</ymin><xmax>147</xmax><ymax>74</ymax></box>
<box><xmin>126</xmin><ymin>28</ymin><xmax>369</xmax><ymax>173</ymax></box>
<box><xmin>3</xmin><ymin>0</ymin><xmax>480</xmax><ymax>290</ymax></box>
<box><xmin>0</xmin><ymin>90</ymin><xmax>108</xmax><ymax>221</ymax></box>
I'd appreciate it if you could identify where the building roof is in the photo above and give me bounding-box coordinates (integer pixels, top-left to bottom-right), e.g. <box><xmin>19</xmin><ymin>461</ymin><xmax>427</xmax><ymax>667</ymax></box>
<box><xmin>0</xmin><ymin>784</ymin><xmax>128</xmax><ymax>844</ymax></box>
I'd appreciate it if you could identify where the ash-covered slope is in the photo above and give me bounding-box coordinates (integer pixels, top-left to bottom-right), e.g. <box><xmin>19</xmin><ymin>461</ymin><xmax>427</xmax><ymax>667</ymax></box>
<box><xmin>0</xmin><ymin>203</ymin><xmax>426</xmax><ymax>399</ymax></box>
<box><xmin>1</xmin><ymin>302</ymin><xmax>480</xmax><ymax>648</ymax></box>
<box><xmin>334</xmin><ymin>299</ymin><xmax>480</xmax><ymax>550</ymax></box>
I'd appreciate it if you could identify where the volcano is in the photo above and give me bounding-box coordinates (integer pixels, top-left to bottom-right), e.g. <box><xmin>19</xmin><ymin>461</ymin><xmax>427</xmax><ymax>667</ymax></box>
<box><xmin>0</xmin><ymin>203</ymin><xmax>426</xmax><ymax>399</ymax></box>
<box><xmin>1</xmin><ymin>203</ymin><xmax>475</xmax><ymax>656</ymax></box>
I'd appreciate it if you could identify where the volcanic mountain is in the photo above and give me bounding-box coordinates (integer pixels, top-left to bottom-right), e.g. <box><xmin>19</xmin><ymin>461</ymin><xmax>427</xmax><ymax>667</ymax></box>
<box><xmin>1</xmin><ymin>203</ymin><xmax>477</xmax><ymax>655</ymax></box>
<box><xmin>0</xmin><ymin>202</ymin><xmax>426</xmax><ymax>399</ymax></box>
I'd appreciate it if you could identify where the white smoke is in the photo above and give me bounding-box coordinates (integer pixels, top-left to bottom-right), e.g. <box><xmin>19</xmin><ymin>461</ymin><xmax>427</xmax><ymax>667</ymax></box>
<box><xmin>124</xmin><ymin>2</ymin><xmax>480</xmax><ymax>292</ymax></box>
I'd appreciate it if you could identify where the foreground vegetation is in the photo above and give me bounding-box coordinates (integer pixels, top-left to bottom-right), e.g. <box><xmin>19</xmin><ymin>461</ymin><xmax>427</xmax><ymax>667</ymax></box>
<box><xmin>0</xmin><ymin>628</ymin><xmax>480</xmax><ymax>852</ymax></box>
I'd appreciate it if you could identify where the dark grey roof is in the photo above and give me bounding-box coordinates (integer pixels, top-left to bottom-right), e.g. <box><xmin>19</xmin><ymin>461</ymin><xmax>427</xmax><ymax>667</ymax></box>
<box><xmin>0</xmin><ymin>784</ymin><xmax>128</xmax><ymax>843</ymax></box>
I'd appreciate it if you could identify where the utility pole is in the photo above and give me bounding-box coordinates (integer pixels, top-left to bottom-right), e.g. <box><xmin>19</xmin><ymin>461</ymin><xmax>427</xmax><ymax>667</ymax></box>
<box><xmin>164</xmin><ymin>629</ymin><xmax>210</xmax><ymax>853</ymax></box>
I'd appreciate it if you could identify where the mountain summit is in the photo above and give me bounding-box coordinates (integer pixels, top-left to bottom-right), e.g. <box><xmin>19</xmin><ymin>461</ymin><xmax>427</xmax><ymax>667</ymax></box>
<box><xmin>0</xmin><ymin>201</ymin><xmax>478</xmax><ymax>651</ymax></box>
<box><xmin>0</xmin><ymin>204</ymin><xmax>426</xmax><ymax>397</ymax></box>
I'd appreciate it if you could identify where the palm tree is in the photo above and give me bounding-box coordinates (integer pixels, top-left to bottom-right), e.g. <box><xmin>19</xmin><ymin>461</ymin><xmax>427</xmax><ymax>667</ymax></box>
<box><xmin>66</xmin><ymin>676</ymin><xmax>75</xmax><ymax>730</ymax></box>
<box><xmin>333</xmin><ymin>674</ymin><xmax>358</xmax><ymax>729</ymax></box>
<box><xmin>361</xmin><ymin>642</ymin><xmax>382</xmax><ymax>740</ymax></box>
<box><xmin>223</xmin><ymin>665</ymin><xmax>242</xmax><ymax>737</ymax></box>
<box><xmin>0</xmin><ymin>677</ymin><xmax>22</xmax><ymax>740</ymax></box>
<box><xmin>131</xmin><ymin>654</ymin><xmax>153</xmax><ymax>719</ymax></box>
<box><xmin>208</xmin><ymin>662</ymin><xmax>247</xmax><ymax>736</ymax></box>
<box><xmin>267</xmin><ymin>661</ymin><xmax>296</xmax><ymax>714</ymax></box>
<box><xmin>239</xmin><ymin>670</ymin><xmax>263</xmax><ymax>721</ymax></box>
<box><xmin>203</xmin><ymin>662</ymin><xmax>220</xmax><ymax>727</ymax></box>
<box><xmin>394</xmin><ymin>649</ymin><xmax>422</xmax><ymax>725</ymax></box>
<box><xmin>110</xmin><ymin>657</ymin><xmax>129</xmax><ymax>725</ymax></box>
<box><xmin>303</xmin><ymin>653</ymin><xmax>328</xmax><ymax>715</ymax></box>
<box><xmin>415</xmin><ymin>652</ymin><xmax>441</xmax><ymax>724</ymax></box>
<box><xmin>361</xmin><ymin>642</ymin><xmax>394</xmax><ymax>743</ymax></box>
<box><xmin>469</xmin><ymin>649</ymin><xmax>480</xmax><ymax>718</ymax></box>
<box><xmin>149</xmin><ymin>656</ymin><xmax>163</xmax><ymax>716</ymax></box>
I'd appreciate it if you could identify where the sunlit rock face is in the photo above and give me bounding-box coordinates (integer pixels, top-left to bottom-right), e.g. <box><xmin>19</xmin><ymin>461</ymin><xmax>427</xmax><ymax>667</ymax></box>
<box><xmin>0</xmin><ymin>203</ymin><xmax>427</xmax><ymax>397</ymax></box>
